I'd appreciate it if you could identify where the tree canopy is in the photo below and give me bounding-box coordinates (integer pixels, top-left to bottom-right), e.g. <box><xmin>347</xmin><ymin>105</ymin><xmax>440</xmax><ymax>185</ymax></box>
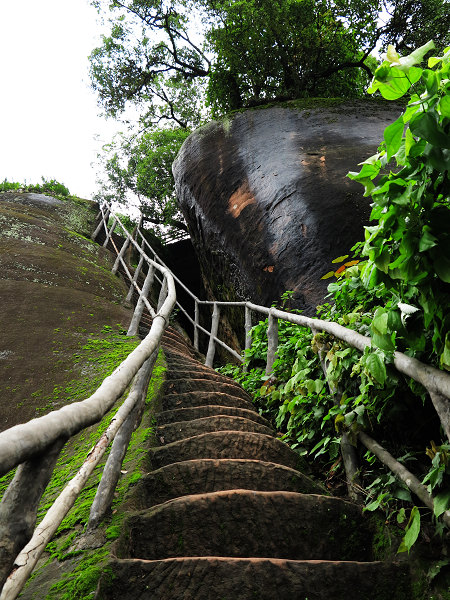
<box><xmin>90</xmin><ymin>0</ymin><xmax>450</xmax><ymax>122</ymax></box>
<box><xmin>90</xmin><ymin>0</ymin><xmax>449</xmax><ymax>240</ymax></box>
<box><xmin>95</xmin><ymin>127</ymin><xmax>190</xmax><ymax>238</ymax></box>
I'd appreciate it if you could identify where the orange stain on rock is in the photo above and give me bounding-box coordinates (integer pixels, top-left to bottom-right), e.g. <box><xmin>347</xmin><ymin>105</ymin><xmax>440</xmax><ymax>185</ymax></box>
<box><xmin>228</xmin><ymin>181</ymin><xmax>256</xmax><ymax>218</ymax></box>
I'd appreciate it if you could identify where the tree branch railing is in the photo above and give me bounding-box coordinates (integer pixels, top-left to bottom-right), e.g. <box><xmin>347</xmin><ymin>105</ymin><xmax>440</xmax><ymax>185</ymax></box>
<box><xmin>1</xmin><ymin>201</ymin><xmax>450</xmax><ymax>597</ymax></box>
<box><xmin>0</xmin><ymin>211</ymin><xmax>176</xmax><ymax>599</ymax></box>
<box><xmin>105</xmin><ymin>204</ymin><xmax>450</xmax><ymax>528</ymax></box>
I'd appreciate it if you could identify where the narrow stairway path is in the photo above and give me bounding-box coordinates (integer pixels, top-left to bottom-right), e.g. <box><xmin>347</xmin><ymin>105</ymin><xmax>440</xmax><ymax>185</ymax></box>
<box><xmin>95</xmin><ymin>327</ymin><xmax>411</xmax><ymax>600</ymax></box>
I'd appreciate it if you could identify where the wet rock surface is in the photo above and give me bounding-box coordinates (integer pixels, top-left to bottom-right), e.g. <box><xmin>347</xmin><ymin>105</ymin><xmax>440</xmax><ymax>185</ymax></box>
<box><xmin>173</xmin><ymin>99</ymin><xmax>402</xmax><ymax>313</ymax></box>
<box><xmin>95</xmin><ymin>336</ymin><xmax>411</xmax><ymax>599</ymax></box>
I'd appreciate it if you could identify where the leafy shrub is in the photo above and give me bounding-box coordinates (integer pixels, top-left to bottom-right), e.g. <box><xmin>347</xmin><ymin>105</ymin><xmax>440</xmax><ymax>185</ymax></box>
<box><xmin>220</xmin><ymin>42</ymin><xmax>450</xmax><ymax>553</ymax></box>
<box><xmin>0</xmin><ymin>177</ymin><xmax>70</xmax><ymax>197</ymax></box>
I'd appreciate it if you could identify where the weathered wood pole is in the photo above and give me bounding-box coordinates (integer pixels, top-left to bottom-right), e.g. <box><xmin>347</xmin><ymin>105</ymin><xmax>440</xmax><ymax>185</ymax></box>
<box><xmin>265</xmin><ymin>310</ymin><xmax>278</xmax><ymax>375</ymax></box>
<box><xmin>0</xmin><ymin>437</ymin><xmax>67</xmax><ymax>588</ymax></box>
<box><xmin>205</xmin><ymin>303</ymin><xmax>220</xmax><ymax>367</ymax></box>
<box><xmin>429</xmin><ymin>391</ymin><xmax>450</xmax><ymax>444</ymax></box>
<box><xmin>359</xmin><ymin>431</ymin><xmax>450</xmax><ymax>528</ymax></box>
<box><xmin>157</xmin><ymin>277</ymin><xmax>168</xmax><ymax>312</ymax></box>
<box><xmin>125</xmin><ymin>240</ymin><xmax>146</xmax><ymax>304</ymax></box>
<box><xmin>311</xmin><ymin>327</ymin><xmax>361</xmax><ymax>502</ymax></box>
<box><xmin>111</xmin><ymin>236</ymin><xmax>131</xmax><ymax>275</ymax></box>
<box><xmin>91</xmin><ymin>206</ymin><xmax>110</xmax><ymax>241</ymax></box>
<box><xmin>245</xmin><ymin>306</ymin><xmax>252</xmax><ymax>352</ymax></box>
<box><xmin>194</xmin><ymin>300</ymin><xmax>200</xmax><ymax>351</ymax></box>
<box><xmin>127</xmin><ymin>265</ymin><xmax>155</xmax><ymax>336</ymax></box>
<box><xmin>102</xmin><ymin>217</ymin><xmax>117</xmax><ymax>248</ymax></box>
<box><xmin>87</xmin><ymin>354</ymin><xmax>156</xmax><ymax>530</ymax></box>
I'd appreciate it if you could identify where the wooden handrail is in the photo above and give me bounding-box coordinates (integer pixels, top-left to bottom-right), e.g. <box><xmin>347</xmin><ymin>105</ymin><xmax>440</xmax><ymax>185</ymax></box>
<box><xmin>2</xmin><ymin>200</ymin><xmax>449</xmax><ymax>597</ymax></box>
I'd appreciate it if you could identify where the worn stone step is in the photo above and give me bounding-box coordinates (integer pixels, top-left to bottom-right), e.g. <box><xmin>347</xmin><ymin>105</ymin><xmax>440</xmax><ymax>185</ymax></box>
<box><xmin>156</xmin><ymin>404</ymin><xmax>269</xmax><ymax>427</ymax></box>
<box><xmin>162</xmin><ymin>328</ymin><xmax>195</xmax><ymax>345</ymax></box>
<box><xmin>161</xmin><ymin>391</ymin><xmax>255</xmax><ymax>412</ymax></box>
<box><xmin>156</xmin><ymin>415</ymin><xmax>274</xmax><ymax>443</ymax></box>
<box><xmin>116</xmin><ymin>490</ymin><xmax>372</xmax><ymax>561</ymax></box>
<box><xmin>148</xmin><ymin>431</ymin><xmax>303</xmax><ymax>471</ymax></box>
<box><xmin>164</xmin><ymin>347</ymin><xmax>202</xmax><ymax>360</ymax></box>
<box><xmin>162</xmin><ymin>339</ymin><xmax>194</xmax><ymax>358</ymax></box>
<box><xmin>96</xmin><ymin>557</ymin><xmax>411</xmax><ymax>600</ymax></box>
<box><xmin>164</xmin><ymin>359</ymin><xmax>219</xmax><ymax>373</ymax></box>
<box><xmin>162</xmin><ymin>335</ymin><xmax>193</xmax><ymax>354</ymax></box>
<box><xmin>165</xmin><ymin>369</ymin><xmax>238</xmax><ymax>387</ymax></box>
<box><xmin>163</xmin><ymin>327</ymin><xmax>190</xmax><ymax>342</ymax></box>
<box><xmin>132</xmin><ymin>459</ymin><xmax>325</xmax><ymax>507</ymax></box>
<box><xmin>164</xmin><ymin>350</ymin><xmax>203</xmax><ymax>363</ymax></box>
<box><xmin>164</xmin><ymin>378</ymin><xmax>250</xmax><ymax>401</ymax></box>
<box><xmin>164</xmin><ymin>357</ymin><xmax>218</xmax><ymax>373</ymax></box>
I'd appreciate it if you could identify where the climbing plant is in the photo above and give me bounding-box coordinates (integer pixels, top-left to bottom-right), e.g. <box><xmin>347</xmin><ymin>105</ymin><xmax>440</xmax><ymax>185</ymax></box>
<box><xmin>220</xmin><ymin>42</ymin><xmax>450</xmax><ymax>556</ymax></box>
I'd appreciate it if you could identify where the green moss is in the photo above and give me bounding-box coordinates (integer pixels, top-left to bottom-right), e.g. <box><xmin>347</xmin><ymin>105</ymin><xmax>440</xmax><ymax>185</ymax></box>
<box><xmin>214</xmin><ymin>96</ymin><xmax>397</xmax><ymax>123</ymax></box>
<box><xmin>45</xmin><ymin>548</ymin><xmax>109</xmax><ymax>600</ymax></box>
<box><xmin>105</xmin><ymin>525</ymin><xmax>121</xmax><ymax>541</ymax></box>
<box><xmin>22</xmin><ymin>349</ymin><xmax>167</xmax><ymax>599</ymax></box>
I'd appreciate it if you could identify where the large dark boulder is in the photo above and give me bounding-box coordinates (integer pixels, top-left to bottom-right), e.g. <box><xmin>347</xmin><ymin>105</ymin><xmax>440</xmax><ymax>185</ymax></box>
<box><xmin>173</xmin><ymin>99</ymin><xmax>402</xmax><ymax>314</ymax></box>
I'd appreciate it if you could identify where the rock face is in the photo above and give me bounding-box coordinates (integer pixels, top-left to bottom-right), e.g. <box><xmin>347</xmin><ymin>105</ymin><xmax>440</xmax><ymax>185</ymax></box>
<box><xmin>0</xmin><ymin>192</ymin><xmax>133</xmax><ymax>431</ymax></box>
<box><xmin>173</xmin><ymin>99</ymin><xmax>402</xmax><ymax>314</ymax></box>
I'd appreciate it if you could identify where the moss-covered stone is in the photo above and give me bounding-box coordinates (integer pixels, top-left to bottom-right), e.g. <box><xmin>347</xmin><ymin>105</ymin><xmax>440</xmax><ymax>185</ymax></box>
<box><xmin>0</xmin><ymin>192</ymin><xmax>132</xmax><ymax>430</ymax></box>
<box><xmin>17</xmin><ymin>350</ymin><xmax>167</xmax><ymax>600</ymax></box>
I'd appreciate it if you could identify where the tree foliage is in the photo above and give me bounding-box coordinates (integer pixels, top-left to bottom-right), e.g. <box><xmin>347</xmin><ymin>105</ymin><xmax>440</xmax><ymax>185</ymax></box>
<box><xmin>203</xmin><ymin>0</ymin><xmax>376</xmax><ymax>111</ymax></box>
<box><xmin>90</xmin><ymin>0</ymin><xmax>449</xmax><ymax>232</ymax></box>
<box><xmin>90</xmin><ymin>0</ymin><xmax>450</xmax><ymax>120</ymax></box>
<box><xmin>220</xmin><ymin>42</ymin><xmax>450</xmax><ymax>553</ymax></box>
<box><xmin>89</xmin><ymin>0</ymin><xmax>208</xmax><ymax>128</ymax></box>
<box><xmin>346</xmin><ymin>40</ymin><xmax>450</xmax><ymax>370</ymax></box>
<box><xmin>95</xmin><ymin>127</ymin><xmax>190</xmax><ymax>238</ymax></box>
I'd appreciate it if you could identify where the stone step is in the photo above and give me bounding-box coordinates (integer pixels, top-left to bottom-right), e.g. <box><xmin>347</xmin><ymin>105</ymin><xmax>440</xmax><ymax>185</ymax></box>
<box><xmin>163</xmin><ymin>333</ymin><xmax>197</xmax><ymax>352</ymax></box>
<box><xmin>156</xmin><ymin>415</ymin><xmax>274</xmax><ymax>443</ymax></box>
<box><xmin>162</xmin><ymin>339</ymin><xmax>194</xmax><ymax>358</ymax></box>
<box><xmin>148</xmin><ymin>431</ymin><xmax>303</xmax><ymax>471</ymax></box>
<box><xmin>164</xmin><ymin>367</ymin><xmax>235</xmax><ymax>385</ymax></box>
<box><xmin>161</xmin><ymin>391</ymin><xmax>255</xmax><ymax>412</ymax></box>
<box><xmin>164</xmin><ymin>358</ymin><xmax>218</xmax><ymax>374</ymax></box>
<box><xmin>164</xmin><ymin>347</ymin><xmax>202</xmax><ymax>361</ymax></box>
<box><xmin>164</xmin><ymin>378</ymin><xmax>250</xmax><ymax>401</ymax></box>
<box><xmin>132</xmin><ymin>459</ymin><xmax>325</xmax><ymax>507</ymax></box>
<box><xmin>156</xmin><ymin>404</ymin><xmax>270</xmax><ymax>427</ymax></box>
<box><xmin>96</xmin><ymin>557</ymin><xmax>411</xmax><ymax>600</ymax></box>
<box><xmin>162</xmin><ymin>328</ymin><xmax>194</xmax><ymax>344</ymax></box>
<box><xmin>115</xmin><ymin>490</ymin><xmax>373</xmax><ymax>562</ymax></box>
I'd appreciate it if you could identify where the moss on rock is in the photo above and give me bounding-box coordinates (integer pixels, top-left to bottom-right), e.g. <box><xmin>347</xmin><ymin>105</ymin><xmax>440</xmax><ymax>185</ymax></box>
<box><xmin>0</xmin><ymin>192</ymin><xmax>132</xmax><ymax>430</ymax></box>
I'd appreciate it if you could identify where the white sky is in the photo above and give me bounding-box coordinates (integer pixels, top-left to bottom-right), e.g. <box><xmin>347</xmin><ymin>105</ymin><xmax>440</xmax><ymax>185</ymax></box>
<box><xmin>0</xmin><ymin>0</ymin><xmax>123</xmax><ymax>199</ymax></box>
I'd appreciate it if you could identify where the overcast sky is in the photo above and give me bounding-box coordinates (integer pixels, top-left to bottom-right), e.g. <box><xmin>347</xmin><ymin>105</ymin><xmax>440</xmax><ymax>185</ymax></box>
<box><xmin>0</xmin><ymin>0</ymin><xmax>122</xmax><ymax>199</ymax></box>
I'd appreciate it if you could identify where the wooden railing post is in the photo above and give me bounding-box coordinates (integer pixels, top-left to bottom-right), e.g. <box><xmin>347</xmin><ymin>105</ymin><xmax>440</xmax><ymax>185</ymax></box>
<box><xmin>0</xmin><ymin>437</ymin><xmax>67</xmax><ymax>588</ymax></box>
<box><xmin>103</xmin><ymin>217</ymin><xmax>117</xmax><ymax>248</ymax></box>
<box><xmin>111</xmin><ymin>236</ymin><xmax>130</xmax><ymax>275</ymax></box>
<box><xmin>265</xmin><ymin>309</ymin><xmax>278</xmax><ymax>375</ymax></box>
<box><xmin>429</xmin><ymin>391</ymin><xmax>450</xmax><ymax>444</ymax></box>
<box><xmin>157</xmin><ymin>277</ymin><xmax>168</xmax><ymax>312</ymax></box>
<box><xmin>125</xmin><ymin>240</ymin><xmax>146</xmax><ymax>304</ymax></box>
<box><xmin>87</xmin><ymin>354</ymin><xmax>156</xmax><ymax>531</ymax></box>
<box><xmin>194</xmin><ymin>300</ymin><xmax>199</xmax><ymax>351</ymax></box>
<box><xmin>243</xmin><ymin>306</ymin><xmax>253</xmax><ymax>373</ymax></box>
<box><xmin>127</xmin><ymin>265</ymin><xmax>155</xmax><ymax>336</ymax></box>
<box><xmin>245</xmin><ymin>306</ymin><xmax>252</xmax><ymax>351</ymax></box>
<box><xmin>311</xmin><ymin>327</ymin><xmax>361</xmax><ymax>501</ymax></box>
<box><xmin>91</xmin><ymin>206</ymin><xmax>110</xmax><ymax>241</ymax></box>
<box><xmin>205</xmin><ymin>303</ymin><xmax>220</xmax><ymax>367</ymax></box>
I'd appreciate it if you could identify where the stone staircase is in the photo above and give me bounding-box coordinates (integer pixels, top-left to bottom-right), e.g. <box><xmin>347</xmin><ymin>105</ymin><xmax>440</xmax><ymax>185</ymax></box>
<box><xmin>94</xmin><ymin>327</ymin><xmax>411</xmax><ymax>599</ymax></box>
